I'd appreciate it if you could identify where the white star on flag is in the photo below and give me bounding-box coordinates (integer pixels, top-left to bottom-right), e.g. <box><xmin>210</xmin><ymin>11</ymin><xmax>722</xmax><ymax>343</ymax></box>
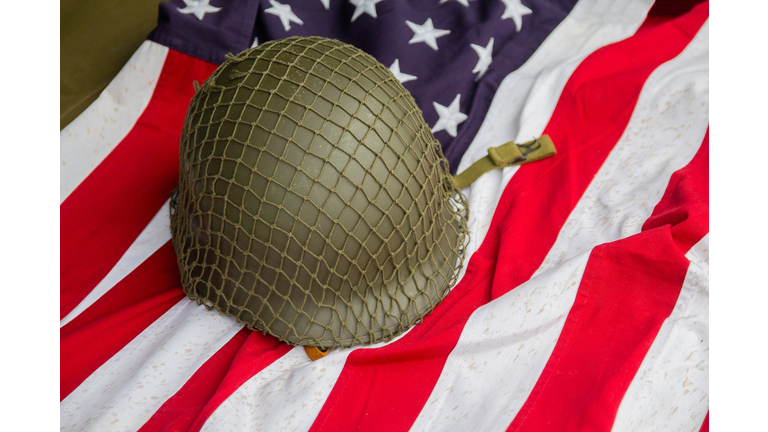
<box><xmin>501</xmin><ymin>0</ymin><xmax>532</xmax><ymax>32</ymax></box>
<box><xmin>406</xmin><ymin>18</ymin><xmax>451</xmax><ymax>51</ymax></box>
<box><xmin>350</xmin><ymin>0</ymin><xmax>384</xmax><ymax>22</ymax></box>
<box><xmin>389</xmin><ymin>59</ymin><xmax>417</xmax><ymax>83</ymax></box>
<box><xmin>439</xmin><ymin>0</ymin><xmax>471</xmax><ymax>6</ymax></box>
<box><xmin>177</xmin><ymin>0</ymin><xmax>221</xmax><ymax>21</ymax></box>
<box><xmin>320</xmin><ymin>0</ymin><xmax>330</xmax><ymax>9</ymax></box>
<box><xmin>431</xmin><ymin>94</ymin><xmax>467</xmax><ymax>137</ymax></box>
<box><xmin>470</xmin><ymin>37</ymin><xmax>494</xmax><ymax>79</ymax></box>
<box><xmin>251</xmin><ymin>37</ymin><xmax>259</xmax><ymax>48</ymax></box>
<box><xmin>265</xmin><ymin>0</ymin><xmax>304</xmax><ymax>31</ymax></box>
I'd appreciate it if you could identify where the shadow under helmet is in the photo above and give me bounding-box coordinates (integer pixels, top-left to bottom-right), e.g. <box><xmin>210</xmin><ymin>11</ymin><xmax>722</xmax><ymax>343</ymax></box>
<box><xmin>170</xmin><ymin>36</ymin><xmax>469</xmax><ymax>349</ymax></box>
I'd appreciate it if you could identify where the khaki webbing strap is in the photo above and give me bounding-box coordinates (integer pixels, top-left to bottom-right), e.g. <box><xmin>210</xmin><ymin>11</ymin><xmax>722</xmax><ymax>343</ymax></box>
<box><xmin>304</xmin><ymin>345</ymin><xmax>330</xmax><ymax>361</ymax></box>
<box><xmin>452</xmin><ymin>135</ymin><xmax>556</xmax><ymax>190</ymax></box>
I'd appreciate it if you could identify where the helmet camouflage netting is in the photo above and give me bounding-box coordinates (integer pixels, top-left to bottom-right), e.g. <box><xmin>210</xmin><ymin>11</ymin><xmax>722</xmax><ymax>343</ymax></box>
<box><xmin>170</xmin><ymin>36</ymin><xmax>469</xmax><ymax>348</ymax></box>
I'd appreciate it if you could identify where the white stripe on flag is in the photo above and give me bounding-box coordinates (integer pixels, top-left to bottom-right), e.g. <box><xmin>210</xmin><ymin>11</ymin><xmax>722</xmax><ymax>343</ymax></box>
<box><xmin>686</xmin><ymin>231</ymin><xmax>709</xmax><ymax>266</ymax></box>
<box><xmin>456</xmin><ymin>0</ymin><xmax>654</xmax><ymax>269</ymax></box>
<box><xmin>410</xmin><ymin>19</ymin><xmax>710</xmax><ymax>432</ymax></box>
<box><xmin>201</xmin><ymin>347</ymin><xmax>315</xmax><ymax>432</ymax></box>
<box><xmin>410</xmin><ymin>252</ymin><xmax>591</xmax><ymax>432</ymax></box>
<box><xmin>190</xmin><ymin>1</ymin><xmax>657</xmax><ymax>429</ymax></box>
<box><xmin>60</xmin><ymin>199</ymin><xmax>172</xmax><ymax>327</ymax></box>
<box><xmin>611</xmin><ymin>234</ymin><xmax>709</xmax><ymax>432</ymax></box>
<box><xmin>200</xmin><ymin>330</ymin><xmax>413</xmax><ymax>432</ymax></box>
<box><xmin>60</xmin><ymin>300</ymin><xmax>244</xmax><ymax>432</ymax></box>
<box><xmin>60</xmin><ymin>41</ymin><xmax>169</xmax><ymax>203</ymax></box>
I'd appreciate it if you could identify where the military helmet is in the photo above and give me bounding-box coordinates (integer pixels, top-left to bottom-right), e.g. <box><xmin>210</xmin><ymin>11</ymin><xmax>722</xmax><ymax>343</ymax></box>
<box><xmin>170</xmin><ymin>36</ymin><xmax>469</xmax><ymax>348</ymax></box>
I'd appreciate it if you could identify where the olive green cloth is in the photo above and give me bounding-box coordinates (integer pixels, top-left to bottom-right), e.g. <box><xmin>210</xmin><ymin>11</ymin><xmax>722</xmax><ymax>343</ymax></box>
<box><xmin>452</xmin><ymin>136</ymin><xmax>556</xmax><ymax>190</ymax></box>
<box><xmin>61</xmin><ymin>0</ymin><xmax>165</xmax><ymax>130</ymax></box>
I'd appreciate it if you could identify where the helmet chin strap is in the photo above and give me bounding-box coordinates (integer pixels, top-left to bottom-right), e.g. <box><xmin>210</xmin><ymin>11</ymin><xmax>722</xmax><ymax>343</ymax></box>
<box><xmin>451</xmin><ymin>135</ymin><xmax>556</xmax><ymax>190</ymax></box>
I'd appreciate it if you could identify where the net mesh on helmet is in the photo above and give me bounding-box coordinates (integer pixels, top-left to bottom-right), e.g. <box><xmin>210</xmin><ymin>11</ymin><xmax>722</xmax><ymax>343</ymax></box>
<box><xmin>170</xmin><ymin>36</ymin><xmax>469</xmax><ymax>348</ymax></box>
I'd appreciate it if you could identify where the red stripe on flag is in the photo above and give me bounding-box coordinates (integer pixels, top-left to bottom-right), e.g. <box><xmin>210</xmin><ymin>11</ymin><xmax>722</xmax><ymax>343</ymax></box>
<box><xmin>507</xmin><ymin>130</ymin><xmax>709</xmax><ymax>432</ymax></box>
<box><xmin>700</xmin><ymin>411</ymin><xmax>709</xmax><ymax>432</ymax></box>
<box><xmin>507</xmin><ymin>230</ymin><xmax>691</xmax><ymax>431</ymax></box>
<box><xmin>137</xmin><ymin>327</ymin><xmax>251</xmax><ymax>432</ymax></box>
<box><xmin>60</xmin><ymin>50</ymin><xmax>217</xmax><ymax>319</ymax></box>
<box><xmin>643</xmin><ymin>129</ymin><xmax>709</xmax><ymax>254</ymax></box>
<box><xmin>186</xmin><ymin>333</ymin><xmax>294</xmax><ymax>432</ymax></box>
<box><xmin>308</xmin><ymin>5</ymin><xmax>708</xmax><ymax>432</ymax></box>
<box><xmin>134</xmin><ymin>327</ymin><xmax>292</xmax><ymax>432</ymax></box>
<box><xmin>60</xmin><ymin>242</ymin><xmax>184</xmax><ymax>401</ymax></box>
<box><xmin>61</xmin><ymin>240</ymin><xmax>176</xmax><ymax>335</ymax></box>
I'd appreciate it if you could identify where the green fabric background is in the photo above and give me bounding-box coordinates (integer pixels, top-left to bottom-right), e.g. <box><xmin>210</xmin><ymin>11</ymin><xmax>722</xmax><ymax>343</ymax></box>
<box><xmin>60</xmin><ymin>0</ymin><xmax>166</xmax><ymax>130</ymax></box>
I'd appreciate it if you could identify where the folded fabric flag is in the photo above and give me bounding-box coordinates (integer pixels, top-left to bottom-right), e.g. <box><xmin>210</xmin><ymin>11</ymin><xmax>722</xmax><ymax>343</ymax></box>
<box><xmin>60</xmin><ymin>0</ymin><xmax>709</xmax><ymax>431</ymax></box>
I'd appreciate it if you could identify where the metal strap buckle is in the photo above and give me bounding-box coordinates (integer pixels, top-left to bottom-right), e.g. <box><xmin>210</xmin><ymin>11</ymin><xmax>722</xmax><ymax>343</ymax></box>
<box><xmin>517</xmin><ymin>138</ymin><xmax>542</xmax><ymax>159</ymax></box>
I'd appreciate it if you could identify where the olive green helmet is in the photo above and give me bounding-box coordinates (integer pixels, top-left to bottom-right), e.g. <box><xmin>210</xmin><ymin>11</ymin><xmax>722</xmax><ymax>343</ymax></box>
<box><xmin>170</xmin><ymin>36</ymin><xmax>469</xmax><ymax>348</ymax></box>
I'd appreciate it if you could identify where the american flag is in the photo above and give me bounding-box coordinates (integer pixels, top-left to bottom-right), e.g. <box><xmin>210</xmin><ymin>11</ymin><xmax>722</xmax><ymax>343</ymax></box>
<box><xmin>60</xmin><ymin>0</ymin><xmax>710</xmax><ymax>430</ymax></box>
